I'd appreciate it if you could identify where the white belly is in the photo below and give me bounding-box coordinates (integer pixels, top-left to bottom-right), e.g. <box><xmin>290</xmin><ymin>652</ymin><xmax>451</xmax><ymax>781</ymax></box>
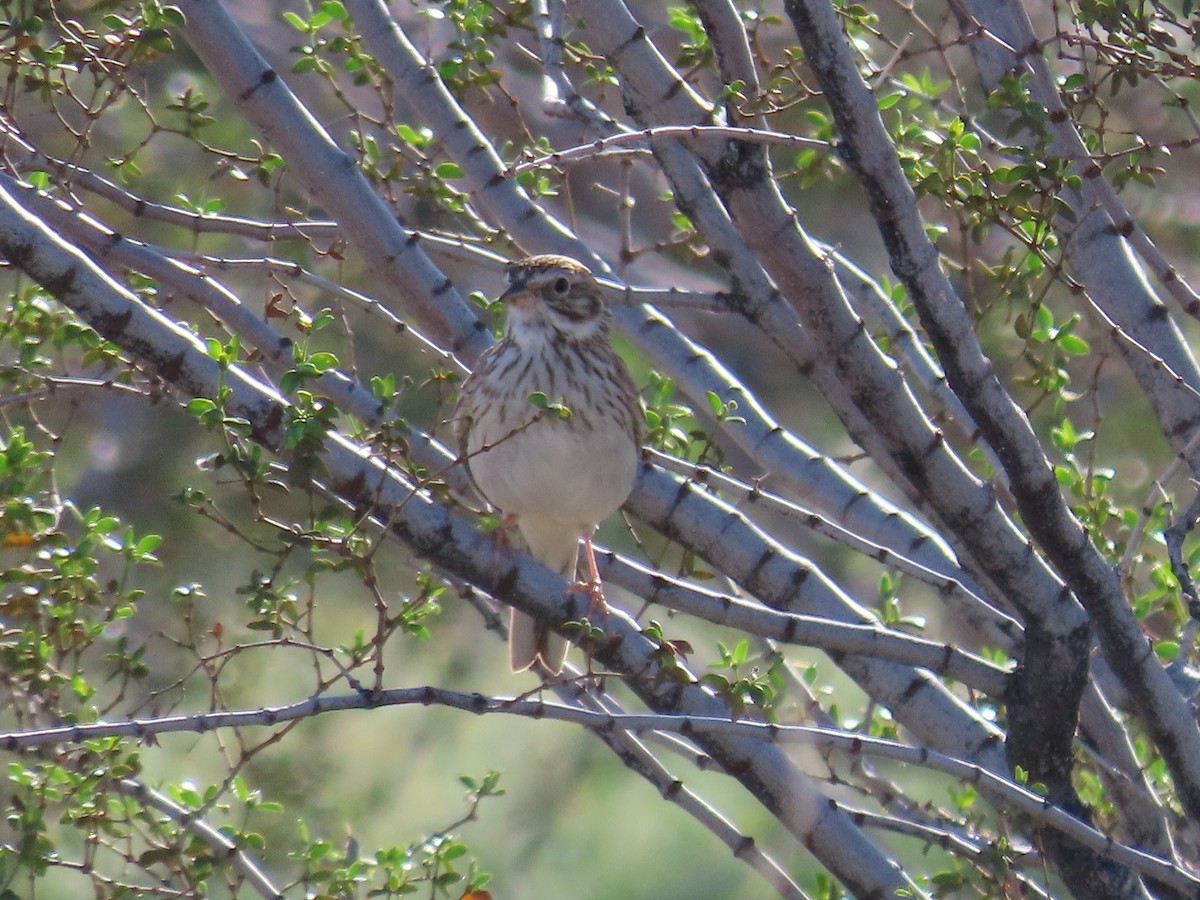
<box><xmin>467</xmin><ymin>413</ymin><xmax>637</xmax><ymax>529</ymax></box>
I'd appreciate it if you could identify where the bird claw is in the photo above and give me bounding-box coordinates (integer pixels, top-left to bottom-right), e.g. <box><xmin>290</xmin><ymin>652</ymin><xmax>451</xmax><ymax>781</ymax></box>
<box><xmin>570</xmin><ymin>577</ymin><xmax>609</xmax><ymax>618</ymax></box>
<box><xmin>575</xmin><ymin>533</ymin><xmax>611</xmax><ymax>619</ymax></box>
<box><xmin>489</xmin><ymin>513</ymin><xmax>520</xmax><ymax>564</ymax></box>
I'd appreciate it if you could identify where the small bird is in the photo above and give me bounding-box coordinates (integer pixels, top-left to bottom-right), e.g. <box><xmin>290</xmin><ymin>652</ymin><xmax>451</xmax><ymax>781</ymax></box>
<box><xmin>454</xmin><ymin>255</ymin><xmax>642</xmax><ymax>673</ymax></box>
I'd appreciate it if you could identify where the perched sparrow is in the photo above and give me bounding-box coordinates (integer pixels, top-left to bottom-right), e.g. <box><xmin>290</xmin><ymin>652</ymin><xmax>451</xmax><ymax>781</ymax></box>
<box><xmin>455</xmin><ymin>255</ymin><xmax>642</xmax><ymax>673</ymax></box>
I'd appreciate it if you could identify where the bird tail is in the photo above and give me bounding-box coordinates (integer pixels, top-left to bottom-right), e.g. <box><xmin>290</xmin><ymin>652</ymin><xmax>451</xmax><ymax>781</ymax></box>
<box><xmin>511</xmin><ymin>520</ymin><xmax>579</xmax><ymax>674</ymax></box>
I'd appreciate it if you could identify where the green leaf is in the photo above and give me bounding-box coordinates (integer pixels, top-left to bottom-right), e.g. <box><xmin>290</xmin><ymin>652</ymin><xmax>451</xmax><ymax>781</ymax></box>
<box><xmin>396</xmin><ymin>123</ymin><xmax>431</xmax><ymax>147</ymax></box>
<box><xmin>94</xmin><ymin>516</ymin><xmax>121</xmax><ymax>534</ymax></box>
<box><xmin>134</xmin><ymin>534</ymin><xmax>163</xmax><ymax>556</ymax></box>
<box><xmin>307</xmin><ymin>351</ymin><xmax>339</xmax><ymax>372</ymax></box>
<box><xmin>1155</xmin><ymin>640</ymin><xmax>1180</xmax><ymax>662</ymax></box>
<box><xmin>526</xmin><ymin>392</ymin><xmax>570</xmax><ymax>418</ymax></box>
<box><xmin>320</xmin><ymin>0</ymin><xmax>349</xmax><ymax>19</ymax></box>
<box><xmin>1057</xmin><ymin>334</ymin><xmax>1090</xmax><ymax>355</ymax></box>
<box><xmin>1035</xmin><ymin>303</ymin><xmax>1054</xmax><ymax>333</ymax></box>
<box><xmin>706</xmin><ymin>391</ymin><xmax>724</xmax><ymax>417</ymax></box>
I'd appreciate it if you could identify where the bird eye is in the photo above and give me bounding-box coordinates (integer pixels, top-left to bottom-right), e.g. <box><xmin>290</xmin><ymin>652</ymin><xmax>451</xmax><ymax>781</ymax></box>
<box><xmin>552</xmin><ymin>276</ymin><xmax>570</xmax><ymax>295</ymax></box>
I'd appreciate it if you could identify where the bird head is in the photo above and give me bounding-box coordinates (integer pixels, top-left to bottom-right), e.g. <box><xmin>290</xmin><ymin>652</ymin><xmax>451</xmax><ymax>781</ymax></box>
<box><xmin>499</xmin><ymin>255</ymin><xmax>609</xmax><ymax>344</ymax></box>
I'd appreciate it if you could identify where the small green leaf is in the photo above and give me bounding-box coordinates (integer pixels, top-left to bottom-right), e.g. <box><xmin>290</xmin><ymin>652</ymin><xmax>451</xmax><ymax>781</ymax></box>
<box><xmin>307</xmin><ymin>351</ymin><xmax>339</xmax><ymax>372</ymax></box>
<box><xmin>134</xmin><ymin>534</ymin><xmax>163</xmax><ymax>556</ymax></box>
<box><xmin>706</xmin><ymin>391</ymin><xmax>724</xmax><ymax>417</ymax></box>
<box><xmin>1058</xmin><ymin>334</ymin><xmax>1090</xmax><ymax>355</ymax></box>
<box><xmin>320</xmin><ymin>0</ymin><xmax>348</xmax><ymax>19</ymax></box>
<box><xmin>527</xmin><ymin>392</ymin><xmax>570</xmax><ymax>418</ymax></box>
<box><xmin>1155</xmin><ymin>640</ymin><xmax>1180</xmax><ymax>662</ymax></box>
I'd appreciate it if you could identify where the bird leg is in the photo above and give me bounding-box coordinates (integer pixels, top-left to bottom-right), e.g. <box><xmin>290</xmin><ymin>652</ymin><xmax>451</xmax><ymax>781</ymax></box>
<box><xmin>490</xmin><ymin>512</ymin><xmax>520</xmax><ymax>567</ymax></box>
<box><xmin>572</xmin><ymin>531</ymin><xmax>608</xmax><ymax>618</ymax></box>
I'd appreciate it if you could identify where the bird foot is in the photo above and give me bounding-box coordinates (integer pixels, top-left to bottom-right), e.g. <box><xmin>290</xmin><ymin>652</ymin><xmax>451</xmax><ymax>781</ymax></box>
<box><xmin>573</xmin><ymin>533</ymin><xmax>610</xmax><ymax>618</ymax></box>
<box><xmin>489</xmin><ymin>512</ymin><xmax>520</xmax><ymax>563</ymax></box>
<box><xmin>570</xmin><ymin>577</ymin><xmax>609</xmax><ymax>618</ymax></box>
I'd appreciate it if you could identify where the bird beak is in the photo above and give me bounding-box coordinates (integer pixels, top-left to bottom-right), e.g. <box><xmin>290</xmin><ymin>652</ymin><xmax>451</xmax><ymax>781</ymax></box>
<box><xmin>498</xmin><ymin>278</ymin><xmax>531</xmax><ymax>306</ymax></box>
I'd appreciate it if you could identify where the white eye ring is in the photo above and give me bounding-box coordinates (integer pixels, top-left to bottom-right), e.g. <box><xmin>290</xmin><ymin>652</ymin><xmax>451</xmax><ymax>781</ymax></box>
<box><xmin>552</xmin><ymin>276</ymin><xmax>570</xmax><ymax>295</ymax></box>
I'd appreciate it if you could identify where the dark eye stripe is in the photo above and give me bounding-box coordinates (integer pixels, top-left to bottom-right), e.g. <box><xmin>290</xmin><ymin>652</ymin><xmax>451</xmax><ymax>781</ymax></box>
<box><xmin>546</xmin><ymin>288</ymin><xmax>601</xmax><ymax>321</ymax></box>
